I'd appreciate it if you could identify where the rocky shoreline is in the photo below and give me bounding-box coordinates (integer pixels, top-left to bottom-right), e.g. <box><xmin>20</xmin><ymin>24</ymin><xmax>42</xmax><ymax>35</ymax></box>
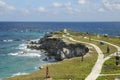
<box><xmin>27</xmin><ymin>31</ymin><xmax>89</xmax><ymax>61</ymax></box>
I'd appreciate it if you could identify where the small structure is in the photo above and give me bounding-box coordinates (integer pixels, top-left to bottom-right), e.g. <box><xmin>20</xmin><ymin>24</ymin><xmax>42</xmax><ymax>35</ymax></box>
<box><xmin>81</xmin><ymin>55</ymin><xmax>84</xmax><ymax>62</ymax></box>
<box><xmin>103</xmin><ymin>34</ymin><xmax>108</xmax><ymax>37</ymax></box>
<box><xmin>45</xmin><ymin>66</ymin><xmax>52</xmax><ymax>80</ymax></box>
<box><xmin>100</xmin><ymin>41</ymin><xmax>105</xmax><ymax>45</ymax></box>
<box><xmin>39</xmin><ymin>66</ymin><xmax>43</xmax><ymax>69</ymax></box>
<box><xmin>107</xmin><ymin>46</ymin><xmax>110</xmax><ymax>53</ymax></box>
<box><xmin>97</xmin><ymin>34</ymin><xmax>100</xmax><ymax>38</ymax></box>
<box><xmin>63</xmin><ymin>29</ymin><xmax>67</xmax><ymax>33</ymax></box>
<box><xmin>115</xmin><ymin>52</ymin><xmax>119</xmax><ymax>66</ymax></box>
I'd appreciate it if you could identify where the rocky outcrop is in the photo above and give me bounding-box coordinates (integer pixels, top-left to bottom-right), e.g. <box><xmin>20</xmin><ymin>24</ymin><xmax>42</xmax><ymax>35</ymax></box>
<box><xmin>27</xmin><ymin>32</ymin><xmax>89</xmax><ymax>61</ymax></box>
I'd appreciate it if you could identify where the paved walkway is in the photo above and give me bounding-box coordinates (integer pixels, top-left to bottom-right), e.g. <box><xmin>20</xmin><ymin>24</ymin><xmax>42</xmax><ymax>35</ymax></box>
<box><xmin>64</xmin><ymin>35</ymin><xmax>120</xmax><ymax>80</ymax></box>
<box><xmin>64</xmin><ymin>36</ymin><xmax>104</xmax><ymax>80</ymax></box>
<box><xmin>89</xmin><ymin>38</ymin><xmax>120</xmax><ymax>60</ymax></box>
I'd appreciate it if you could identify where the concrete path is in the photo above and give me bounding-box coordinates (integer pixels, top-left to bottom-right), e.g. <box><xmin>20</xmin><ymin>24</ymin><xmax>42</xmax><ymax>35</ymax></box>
<box><xmin>91</xmin><ymin>39</ymin><xmax>120</xmax><ymax>61</ymax></box>
<box><xmin>64</xmin><ymin>36</ymin><xmax>104</xmax><ymax>80</ymax></box>
<box><xmin>65</xmin><ymin>35</ymin><xmax>120</xmax><ymax>80</ymax></box>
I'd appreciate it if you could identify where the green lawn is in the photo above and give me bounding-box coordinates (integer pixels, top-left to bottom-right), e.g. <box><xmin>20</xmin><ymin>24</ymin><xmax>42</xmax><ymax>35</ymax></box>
<box><xmin>101</xmin><ymin>57</ymin><xmax>120</xmax><ymax>74</ymax></box>
<box><xmin>97</xmin><ymin>57</ymin><xmax>120</xmax><ymax>80</ymax></box>
<box><xmin>97</xmin><ymin>75</ymin><xmax>120</xmax><ymax>80</ymax></box>
<box><xmin>65</xmin><ymin>31</ymin><xmax>117</xmax><ymax>57</ymax></box>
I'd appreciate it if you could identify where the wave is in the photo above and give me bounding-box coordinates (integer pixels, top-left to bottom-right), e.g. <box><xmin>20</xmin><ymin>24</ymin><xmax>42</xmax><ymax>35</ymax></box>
<box><xmin>3</xmin><ymin>39</ymin><xmax>13</xmax><ymax>42</ymax></box>
<box><xmin>8</xmin><ymin>51</ymin><xmax>41</xmax><ymax>57</ymax></box>
<box><xmin>11</xmin><ymin>72</ymin><xmax>28</xmax><ymax>77</ymax></box>
<box><xmin>0</xmin><ymin>39</ymin><xmax>24</xmax><ymax>43</ymax></box>
<box><xmin>16</xmin><ymin>43</ymin><xmax>27</xmax><ymax>50</ymax></box>
<box><xmin>9</xmin><ymin>39</ymin><xmax>43</xmax><ymax>57</ymax></box>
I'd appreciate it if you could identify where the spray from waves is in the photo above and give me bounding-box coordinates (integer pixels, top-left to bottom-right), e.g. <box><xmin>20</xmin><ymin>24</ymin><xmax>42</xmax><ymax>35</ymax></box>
<box><xmin>2</xmin><ymin>39</ymin><xmax>13</xmax><ymax>42</ymax></box>
<box><xmin>8</xmin><ymin>40</ymin><xmax>42</xmax><ymax>57</ymax></box>
<box><xmin>8</xmin><ymin>51</ymin><xmax>41</xmax><ymax>57</ymax></box>
<box><xmin>16</xmin><ymin>43</ymin><xmax>27</xmax><ymax>50</ymax></box>
<box><xmin>1</xmin><ymin>39</ymin><xmax>23</xmax><ymax>42</ymax></box>
<box><xmin>11</xmin><ymin>72</ymin><xmax>28</xmax><ymax>77</ymax></box>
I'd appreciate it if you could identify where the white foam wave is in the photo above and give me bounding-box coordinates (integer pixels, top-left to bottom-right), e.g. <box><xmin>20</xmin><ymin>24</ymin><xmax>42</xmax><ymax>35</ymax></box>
<box><xmin>8</xmin><ymin>52</ymin><xmax>19</xmax><ymax>56</ymax></box>
<box><xmin>11</xmin><ymin>39</ymin><xmax>42</xmax><ymax>57</ymax></box>
<box><xmin>11</xmin><ymin>72</ymin><xmax>28</xmax><ymax>77</ymax></box>
<box><xmin>3</xmin><ymin>39</ymin><xmax>13</xmax><ymax>42</ymax></box>
<box><xmin>16</xmin><ymin>43</ymin><xmax>27</xmax><ymax>50</ymax></box>
<box><xmin>8</xmin><ymin>50</ymin><xmax>41</xmax><ymax>57</ymax></box>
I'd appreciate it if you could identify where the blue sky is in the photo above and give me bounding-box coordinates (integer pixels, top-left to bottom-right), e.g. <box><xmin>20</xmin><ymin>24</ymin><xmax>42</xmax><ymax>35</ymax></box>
<box><xmin>0</xmin><ymin>0</ymin><xmax>120</xmax><ymax>21</ymax></box>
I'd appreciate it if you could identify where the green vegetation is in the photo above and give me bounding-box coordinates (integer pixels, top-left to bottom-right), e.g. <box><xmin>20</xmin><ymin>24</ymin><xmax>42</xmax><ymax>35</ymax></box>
<box><xmin>101</xmin><ymin>57</ymin><xmax>120</xmax><ymax>74</ymax></box>
<box><xmin>97</xmin><ymin>76</ymin><xmax>120</xmax><ymax>80</ymax></box>
<box><xmin>65</xmin><ymin>30</ymin><xmax>117</xmax><ymax>57</ymax></box>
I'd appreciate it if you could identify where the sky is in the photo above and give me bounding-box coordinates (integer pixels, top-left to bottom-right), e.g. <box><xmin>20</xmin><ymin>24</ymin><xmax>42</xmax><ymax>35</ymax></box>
<box><xmin>0</xmin><ymin>0</ymin><xmax>120</xmax><ymax>22</ymax></box>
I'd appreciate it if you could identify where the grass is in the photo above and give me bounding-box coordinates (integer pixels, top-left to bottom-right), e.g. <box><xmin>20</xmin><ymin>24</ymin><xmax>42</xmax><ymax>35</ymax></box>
<box><xmin>97</xmin><ymin>75</ymin><xmax>120</xmax><ymax>80</ymax></box>
<box><xmin>101</xmin><ymin>57</ymin><xmax>120</xmax><ymax>74</ymax></box>
<box><xmin>65</xmin><ymin>31</ymin><xmax>117</xmax><ymax>57</ymax></box>
<box><xmin>4</xmin><ymin>48</ymin><xmax>97</xmax><ymax>80</ymax></box>
<box><xmin>97</xmin><ymin>57</ymin><xmax>120</xmax><ymax>80</ymax></box>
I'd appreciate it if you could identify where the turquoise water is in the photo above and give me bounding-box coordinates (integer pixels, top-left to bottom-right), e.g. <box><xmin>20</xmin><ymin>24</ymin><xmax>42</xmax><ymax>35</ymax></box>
<box><xmin>0</xmin><ymin>28</ymin><xmax>47</xmax><ymax>79</ymax></box>
<box><xmin>0</xmin><ymin>22</ymin><xmax>120</xmax><ymax>79</ymax></box>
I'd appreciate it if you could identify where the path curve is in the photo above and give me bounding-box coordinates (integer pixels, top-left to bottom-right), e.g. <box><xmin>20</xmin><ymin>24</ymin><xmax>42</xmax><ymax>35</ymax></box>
<box><xmin>91</xmin><ymin>39</ymin><xmax>120</xmax><ymax>61</ymax></box>
<box><xmin>64</xmin><ymin>36</ymin><xmax>104</xmax><ymax>80</ymax></box>
<box><xmin>65</xmin><ymin>34</ymin><xmax>120</xmax><ymax>80</ymax></box>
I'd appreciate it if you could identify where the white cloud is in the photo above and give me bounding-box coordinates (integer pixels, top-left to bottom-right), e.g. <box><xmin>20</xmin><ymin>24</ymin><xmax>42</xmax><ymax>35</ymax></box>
<box><xmin>0</xmin><ymin>0</ymin><xmax>15</xmax><ymax>11</ymax></box>
<box><xmin>78</xmin><ymin>0</ymin><xmax>87</xmax><ymax>4</ymax></box>
<box><xmin>22</xmin><ymin>9</ymin><xmax>29</xmax><ymax>15</ymax></box>
<box><xmin>64</xmin><ymin>2</ymin><xmax>71</xmax><ymax>7</ymax></box>
<box><xmin>98</xmin><ymin>8</ymin><xmax>106</xmax><ymax>12</ymax></box>
<box><xmin>52</xmin><ymin>2</ymin><xmax>62</xmax><ymax>8</ymax></box>
<box><xmin>38</xmin><ymin>7</ymin><xmax>46</xmax><ymax>13</ymax></box>
<box><xmin>65</xmin><ymin>7</ymin><xmax>81</xmax><ymax>14</ymax></box>
<box><xmin>103</xmin><ymin>0</ymin><xmax>120</xmax><ymax>10</ymax></box>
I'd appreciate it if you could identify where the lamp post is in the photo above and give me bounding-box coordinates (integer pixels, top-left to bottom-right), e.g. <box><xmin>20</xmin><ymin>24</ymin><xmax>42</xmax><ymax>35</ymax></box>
<box><xmin>115</xmin><ymin>52</ymin><xmax>119</xmax><ymax>66</ymax></box>
<box><xmin>107</xmin><ymin>46</ymin><xmax>110</xmax><ymax>53</ymax></box>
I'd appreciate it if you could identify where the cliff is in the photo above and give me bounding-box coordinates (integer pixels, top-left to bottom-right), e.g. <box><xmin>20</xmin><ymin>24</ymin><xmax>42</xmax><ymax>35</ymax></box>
<box><xmin>27</xmin><ymin>31</ymin><xmax>89</xmax><ymax>61</ymax></box>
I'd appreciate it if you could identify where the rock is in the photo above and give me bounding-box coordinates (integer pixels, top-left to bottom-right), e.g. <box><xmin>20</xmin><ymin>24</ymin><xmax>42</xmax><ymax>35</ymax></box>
<box><xmin>43</xmin><ymin>57</ymin><xmax>48</xmax><ymax>61</ymax></box>
<box><xmin>39</xmin><ymin>66</ymin><xmax>44</xmax><ymax>69</ymax></box>
<box><xmin>27</xmin><ymin>32</ymin><xmax>89</xmax><ymax>61</ymax></box>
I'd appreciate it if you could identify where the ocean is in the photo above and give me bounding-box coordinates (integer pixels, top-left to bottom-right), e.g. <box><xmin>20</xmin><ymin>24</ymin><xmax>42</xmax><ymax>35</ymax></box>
<box><xmin>0</xmin><ymin>22</ymin><xmax>120</xmax><ymax>79</ymax></box>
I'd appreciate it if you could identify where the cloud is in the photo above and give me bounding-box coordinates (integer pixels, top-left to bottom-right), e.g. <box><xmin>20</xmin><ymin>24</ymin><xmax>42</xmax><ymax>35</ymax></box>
<box><xmin>22</xmin><ymin>9</ymin><xmax>29</xmax><ymax>15</ymax></box>
<box><xmin>52</xmin><ymin>2</ymin><xmax>72</xmax><ymax>8</ymax></box>
<box><xmin>103</xmin><ymin>0</ymin><xmax>120</xmax><ymax>11</ymax></box>
<box><xmin>78</xmin><ymin>0</ymin><xmax>87</xmax><ymax>4</ymax></box>
<box><xmin>38</xmin><ymin>7</ymin><xmax>46</xmax><ymax>13</ymax></box>
<box><xmin>98</xmin><ymin>8</ymin><xmax>106</xmax><ymax>12</ymax></box>
<box><xmin>65</xmin><ymin>7</ymin><xmax>81</xmax><ymax>14</ymax></box>
<box><xmin>64</xmin><ymin>2</ymin><xmax>71</xmax><ymax>7</ymax></box>
<box><xmin>0</xmin><ymin>0</ymin><xmax>15</xmax><ymax>11</ymax></box>
<box><xmin>52</xmin><ymin>2</ymin><xmax>62</xmax><ymax>8</ymax></box>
